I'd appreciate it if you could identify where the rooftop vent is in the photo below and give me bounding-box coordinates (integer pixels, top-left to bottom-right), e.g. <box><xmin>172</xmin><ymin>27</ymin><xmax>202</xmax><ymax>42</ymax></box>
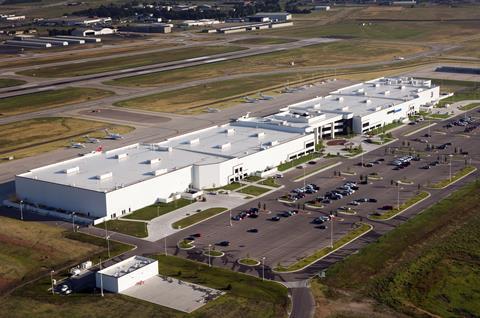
<box><xmin>217</xmin><ymin>142</ymin><xmax>231</xmax><ymax>150</ymax></box>
<box><xmin>225</xmin><ymin>128</ymin><xmax>235</xmax><ymax>135</ymax></box>
<box><xmin>116</xmin><ymin>153</ymin><xmax>128</xmax><ymax>160</ymax></box>
<box><xmin>384</xmin><ymin>90</ymin><xmax>390</xmax><ymax>95</ymax></box>
<box><xmin>364</xmin><ymin>99</ymin><xmax>372</xmax><ymax>104</ymax></box>
<box><xmin>148</xmin><ymin>158</ymin><xmax>161</xmax><ymax>165</ymax></box>
<box><xmin>374</xmin><ymin>83</ymin><xmax>381</xmax><ymax>88</ymax></box>
<box><xmin>341</xmin><ymin>106</ymin><xmax>349</xmax><ymax>111</ymax></box>
<box><xmin>270</xmin><ymin>140</ymin><xmax>279</xmax><ymax>146</ymax></box>
<box><xmin>187</xmin><ymin>138</ymin><xmax>200</xmax><ymax>145</ymax></box>
<box><xmin>63</xmin><ymin>166</ymin><xmax>79</xmax><ymax>175</ymax></box>
<box><xmin>417</xmin><ymin>88</ymin><xmax>424</xmax><ymax>93</ymax></box>
<box><xmin>256</xmin><ymin>132</ymin><xmax>265</xmax><ymax>138</ymax></box>
<box><xmin>96</xmin><ymin>172</ymin><xmax>112</xmax><ymax>180</ymax></box>
<box><xmin>337</xmin><ymin>97</ymin><xmax>344</xmax><ymax>102</ymax></box>
<box><xmin>157</xmin><ymin>146</ymin><xmax>172</xmax><ymax>152</ymax></box>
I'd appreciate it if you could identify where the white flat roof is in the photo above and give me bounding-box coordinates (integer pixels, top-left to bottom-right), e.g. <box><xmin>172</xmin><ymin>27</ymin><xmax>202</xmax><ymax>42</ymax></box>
<box><xmin>18</xmin><ymin>124</ymin><xmax>304</xmax><ymax>192</ymax></box>
<box><xmin>98</xmin><ymin>255</ymin><xmax>156</xmax><ymax>278</ymax></box>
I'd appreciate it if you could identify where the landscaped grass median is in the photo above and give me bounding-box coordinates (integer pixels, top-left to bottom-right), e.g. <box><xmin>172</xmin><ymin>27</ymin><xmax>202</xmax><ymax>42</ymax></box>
<box><xmin>238</xmin><ymin>185</ymin><xmax>271</xmax><ymax>197</ymax></box>
<box><xmin>238</xmin><ymin>258</ymin><xmax>260</xmax><ymax>266</ymax></box>
<box><xmin>274</xmin><ymin>223</ymin><xmax>372</xmax><ymax>272</ymax></box>
<box><xmin>370</xmin><ymin>191</ymin><xmax>429</xmax><ymax>220</ymax></box>
<box><xmin>277</xmin><ymin>153</ymin><xmax>320</xmax><ymax>172</ymax></box>
<box><xmin>0</xmin><ymin>87</ymin><xmax>114</xmax><ymax>117</ymax></box>
<box><xmin>293</xmin><ymin>160</ymin><xmax>340</xmax><ymax>181</ymax></box>
<box><xmin>206</xmin><ymin>182</ymin><xmax>242</xmax><ymax>191</ymax></box>
<box><xmin>322</xmin><ymin>181</ymin><xmax>480</xmax><ymax>317</ymax></box>
<box><xmin>0</xmin><ymin>78</ymin><xmax>25</xmax><ymax>88</ymax></box>
<box><xmin>153</xmin><ymin>255</ymin><xmax>289</xmax><ymax>317</ymax></box>
<box><xmin>459</xmin><ymin>103</ymin><xmax>480</xmax><ymax>111</ymax></box>
<box><xmin>18</xmin><ymin>46</ymin><xmax>246</xmax><ymax>78</ymax></box>
<box><xmin>429</xmin><ymin>165</ymin><xmax>476</xmax><ymax>189</ymax></box>
<box><xmin>123</xmin><ymin>199</ymin><xmax>193</xmax><ymax>221</ymax></box>
<box><xmin>259</xmin><ymin>177</ymin><xmax>281</xmax><ymax>188</ymax></box>
<box><xmin>95</xmin><ymin>220</ymin><xmax>148</xmax><ymax>238</ymax></box>
<box><xmin>172</xmin><ymin>207</ymin><xmax>227</xmax><ymax>229</ymax></box>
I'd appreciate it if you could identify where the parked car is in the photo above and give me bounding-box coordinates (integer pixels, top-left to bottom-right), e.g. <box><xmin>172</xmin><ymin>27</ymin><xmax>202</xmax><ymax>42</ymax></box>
<box><xmin>247</xmin><ymin>228</ymin><xmax>258</xmax><ymax>233</ymax></box>
<box><xmin>271</xmin><ymin>216</ymin><xmax>281</xmax><ymax>221</ymax></box>
<box><xmin>218</xmin><ymin>241</ymin><xmax>230</xmax><ymax>246</ymax></box>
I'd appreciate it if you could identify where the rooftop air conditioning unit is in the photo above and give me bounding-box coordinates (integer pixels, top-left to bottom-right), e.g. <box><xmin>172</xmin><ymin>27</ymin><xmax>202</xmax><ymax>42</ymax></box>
<box><xmin>116</xmin><ymin>153</ymin><xmax>128</xmax><ymax>160</ymax></box>
<box><xmin>96</xmin><ymin>172</ymin><xmax>112</xmax><ymax>180</ymax></box>
<box><xmin>384</xmin><ymin>90</ymin><xmax>390</xmax><ymax>95</ymax></box>
<box><xmin>158</xmin><ymin>146</ymin><xmax>172</xmax><ymax>152</ymax></box>
<box><xmin>217</xmin><ymin>142</ymin><xmax>231</xmax><ymax>150</ymax></box>
<box><xmin>63</xmin><ymin>166</ymin><xmax>79</xmax><ymax>175</ymax></box>
<box><xmin>188</xmin><ymin>138</ymin><xmax>200</xmax><ymax>145</ymax></box>
<box><xmin>256</xmin><ymin>132</ymin><xmax>265</xmax><ymax>138</ymax></box>
<box><xmin>148</xmin><ymin>158</ymin><xmax>161</xmax><ymax>165</ymax></box>
<box><xmin>225</xmin><ymin>128</ymin><xmax>235</xmax><ymax>135</ymax></box>
<box><xmin>270</xmin><ymin>140</ymin><xmax>279</xmax><ymax>146</ymax></box>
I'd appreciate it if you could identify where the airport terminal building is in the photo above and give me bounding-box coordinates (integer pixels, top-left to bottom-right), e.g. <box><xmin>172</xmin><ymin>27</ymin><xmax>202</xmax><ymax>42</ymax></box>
<box><xmin>15</xmin><ymin>77</ymin><xmax>440</xmax><ymax>221</ymax></box>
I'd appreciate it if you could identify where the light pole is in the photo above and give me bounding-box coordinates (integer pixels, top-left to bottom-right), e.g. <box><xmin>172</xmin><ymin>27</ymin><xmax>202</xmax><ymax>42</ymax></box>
<box><xmin>19</xmin><ymin>200</ymin><xmax>24</xmax><ymax>221</ymax></box>
<box><xmin>262</xmin><ymin>257</ymin><xmax>266</xmax><ymax>281</ymax></box>
<box><xmin>99</xmin><ymin>258</ymin><xmax>104</xmax><ymax>297</ymax></box>
<box><xmin>157</xmin><ymin>205</ymin><xmax>160</xmax><ymax>218</ymax></box>
<box><xmin>50</xmin><ymin>270</ymin><xmax>55</xmax><ymax>295</ymax></box>
<box><xmin>164</xmin><ymin>234</ymin><xmax>167</xmax><ymax>256</ymax></box>
<box><xmin>449</xmin><ymin>154</ymin><xmax>453</xmax><ymax>181</ymax></box>
<box><xmin>361</xmin><ymin>153</ymin><xmax>364</xmax><ymax>167</ymax></box>
<box><xmin>208</xmin><ymin>244</ymin><xmax>212</xmax><ymax>267</ymax></box>
<box><xmin>330</xmin><ymin>215</ymin><xmax>334</xmax><ymax>249</ymax></box>
<box><xmin>229</xmin><ymin>210</ymin><xmax>232</xmax><ymax>227</ymax></box>
<box><xmin>106</xmin><ymin>235</ymin><xmax>111</xmax><ymax>258</ymax></box>
<box><xmin>72</xmin><ymin>212</ymin><xmax>76</xmax><ymax>232</ymax></box>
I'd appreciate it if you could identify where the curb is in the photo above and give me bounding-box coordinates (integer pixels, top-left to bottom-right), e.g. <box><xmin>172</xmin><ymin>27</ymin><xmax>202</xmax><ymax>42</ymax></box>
<box><xmin>272</xmin><ymin>223</ymin><xmax>374</xmax><ymax>274</ymax></box>
<box><xmin>368</xmin><ymin>191</ymin><xmax>431</xmax><ymax>221</ymax></box>
<box><xmin>426</xmin><ymin>166</ymin><xmax>477</xmax><ymax>190</ymax></box>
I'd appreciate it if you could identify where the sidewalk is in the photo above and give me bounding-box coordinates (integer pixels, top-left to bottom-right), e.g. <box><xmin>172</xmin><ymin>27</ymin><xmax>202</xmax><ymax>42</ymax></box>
<box><xmin>144</xmin><ymin>192</ymin><xmax>248</xmax><ymax>242</ymax></box>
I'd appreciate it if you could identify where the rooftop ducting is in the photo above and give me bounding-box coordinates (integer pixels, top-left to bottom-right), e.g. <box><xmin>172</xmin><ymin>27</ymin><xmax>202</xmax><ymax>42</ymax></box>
<box><xmin>63</xmin><ymin>166</ymin><xmax>79</xmax><ymax>175</ymax></box>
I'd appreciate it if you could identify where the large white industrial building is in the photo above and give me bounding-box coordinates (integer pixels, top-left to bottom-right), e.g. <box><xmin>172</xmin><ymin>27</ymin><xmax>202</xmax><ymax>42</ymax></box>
<box><xmin>15</xmin><ymin>77</ymin><xmax>439</xmax><ymax>221</ymax></box>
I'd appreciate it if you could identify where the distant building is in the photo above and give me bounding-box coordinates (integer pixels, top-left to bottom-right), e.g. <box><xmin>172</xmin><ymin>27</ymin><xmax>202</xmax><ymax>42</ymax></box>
<box><xmin>392</xmin><ymin>0</ymin><xmax>417</xmax><ymax>5</ymax></box>
<box><xmin>1</xmin><ymin>14</ymin><xmax>26</xmax><ymax>21</ymax></box>
<box><xmin>253</xmin><ymin>12</ymin><xmax>292</xmax><ymax>22</ymax></box>
<box><xmin>43</xmin><ymin>16</ymin><xmax>112</xmax><ymax>27</ymax></box>
<box><xmin>180</xmin><ymin>19</ymin><xmax>221</xmax><ymax>27</ymax></box>
<box><xmin>121</xmin><ymin>23</ymin><xmax>172</xmax><ymax>33</ymax></box>
<box><xmin>71</xmin><ymin>27</ymin><xmax>116</xmax><ymax>37</ymax></box>
<box><xmin>314</xmin><ymin>5</ymin><xmax>331</xmax><ymax>11</ymax></box>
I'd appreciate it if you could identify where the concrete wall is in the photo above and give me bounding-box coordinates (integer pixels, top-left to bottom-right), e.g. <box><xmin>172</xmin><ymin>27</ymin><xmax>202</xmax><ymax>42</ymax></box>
<box><xmin>95</xmin><ymin>260</ymin><xmax>158</xmax><ymax>293</ymax></box>
<box><xmin>15</xmin><ymin>176</ymin><xmax>107</xmax><ymax>218</ymax></box>
<box><xmin>105</xmin><ymin>166</ymin><xmax>192</xmax><ymax>218</ymax></box>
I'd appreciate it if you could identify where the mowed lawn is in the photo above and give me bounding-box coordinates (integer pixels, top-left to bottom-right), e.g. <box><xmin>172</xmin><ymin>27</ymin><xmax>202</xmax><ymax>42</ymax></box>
<box><xmin>0</xmin><ymin>117</ymin><xmax>133</xmax><ymax>159</ymax></box>
<box><xmin>0</xmin><ymin>255</ymin><xmax>289</xmax><ymax>318</ymax></box>
<box><xmin>123</xmin><ymin>198</ymin><xmax>193</xmax><ymax>221</ymax></box>
<box><xmin>0</xmin><ymin>87</ymin><xmax>114</xmax><ymax>117</ymax></box>
<box><xmin>0</xmin><ymin>78</ymin><xmax>25</xmax><ymax>88</ymax></box>
<box><xmin>18</xmin><ymin>45</ymin><xmax>246</xmax><ymax>78</ymax></box>
<box><xmin>0</xmin><ymin>216</ymin><xmax>99</xmax><ymax>293</ymax></box>
<box><xmin>318</xmin><ymin>181</ymin><xmax>480</xmax><ymax>317</ymax></box>
<box><xmin>107</xmin><ymin>40</ymin><xmax>424</xmax><ymax>88</ymax></box>
<box><xmin>230</xmin><ymin>37</ymin><xmax>296</xmax><ymax>45</ymax></box>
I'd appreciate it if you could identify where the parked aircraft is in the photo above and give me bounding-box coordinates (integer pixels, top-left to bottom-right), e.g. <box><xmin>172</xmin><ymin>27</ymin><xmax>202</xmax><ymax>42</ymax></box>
<box><xmin>83</xmin><ymin>135</ymin><xmax>100</xmax><ymax>143</ymax></box>
<box><xmin>259</xmin><ymin>93</ymin><xmax>274</xmax><ymax>100</ymax></box>
<box><xmin>70</xmin><ymin>142</ymin><xmax>86</xmax><ymax>149</ymax></box>
<box><xmin>104</xmin><ymin>129</ymin><xmax>123</xmax><ymax>140</ymax></box>
<box><xmin>243</xmin><ymin>96</ymin><xmax>257</xmax><ymax>103</ymax></box>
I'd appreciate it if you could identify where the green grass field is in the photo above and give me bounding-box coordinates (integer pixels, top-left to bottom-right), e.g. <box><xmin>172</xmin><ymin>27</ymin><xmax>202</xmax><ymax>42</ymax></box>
<box><xmin>0</xmin><ymin>117</ymin><xmax>133</xmax><ymax>160</ymax></box>
<box><xmin>0</xmin><ymin>254</ymin><xmax>289</xmax><ymax>318</ymax></box>
<box><xmin>0</xmin><ymin>78</ymin><xmax>26</xmax><ymax>88</ymax></box>
<box><xmin>237</xmin><ymin>185</ymin><xmax>271</xmax><ymax>196</ymax></box>
<box><xmin>321</xmin><ymin>181</ymin><xmax>480</xmax><ymax>317</ymax></box>
<box><xmin>95</xmin><ymin>220</ymin><xmax>148</xmax><ymax>238</ymax></box>
<box><xmin>19</xmin><ymin>46</ymin><xmax>246</xmax><ymax>78</ymax></box>
<box><xmin>172</xmin><ymin>207</ymin><xmax>228</xmax><ymax>229</ymax></box>
<box><xmin>123</xmin><ymin>199</ymin><xmax>193</xmax><ymax>221</ymax></box>
<box><xmin>259</xmin><ymin>178</ymin><xmax>281</xmax><ymax>188</ymax></box>
<box><xmin>278</xmin><ymin>153</ymin><xmax>319</xmax><ymax>172</ymax></box>
<box><xmin>230</xmin><ymin>37</ymin><xmax>296</xmax><ymax>45</ymax></box>
<box><xmin>0</xmin><ymin>87</ymin><xmax>114</xmax><ymax>117</ymax></box>
<box><xmin>107</xmin><ymin>40</ymin><xmax>423</xmax><ymax>88</ymax></box>
<box><xmin>206</xmin><ymin>182</ymin><xmax>243</xmax><ymax>191</ymax></box>
<box><xmin>370</xmin><ymin>191</ymin><xmax>429</xmax><ymax>220</ymax></box>
<box><xmin>459</xmin><ymin>103</ymin><xmax>480</xmax><ymax>111</ymax></box>
<box><xmin>429</xmin><ymin>165</ymin><xmax>476</xmax><ymax>189</ymax></box>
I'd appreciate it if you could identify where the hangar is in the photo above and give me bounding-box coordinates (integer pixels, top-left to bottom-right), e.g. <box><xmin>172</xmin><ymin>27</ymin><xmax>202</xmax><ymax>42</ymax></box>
<box><xmin>15</xmin><ymin>77</ymin><xmax>439</xmax><ymax>222</ymax></box>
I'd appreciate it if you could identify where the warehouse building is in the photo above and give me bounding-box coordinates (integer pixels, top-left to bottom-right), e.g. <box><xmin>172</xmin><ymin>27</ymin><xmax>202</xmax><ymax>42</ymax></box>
<box><xmin>15</xmin><ymin>77</ymin><xmax>439</xmax><ymax>221</ymax></box>
<box><xmin>96</xmin><ymin>256</ymin><xmax>158</xmax><ymax>293</ymax></box>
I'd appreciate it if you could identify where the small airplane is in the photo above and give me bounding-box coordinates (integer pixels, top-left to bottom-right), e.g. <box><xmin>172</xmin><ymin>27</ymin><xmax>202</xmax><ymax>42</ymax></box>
<box><xmin>205</xmin><ymin>107</ymin><xmax>220</xmax><ymax>113</ymax></box>
<box><xmin>83</xmin><ymin>135</ymin><xmax>100</xmax><ymax>143</ymax></box>
<box><xmin>259</xmin><ymin>93</ymin><xmax>274</xmax><ymax>100</ymax></box>
<box><xmin>104</xmin><ymin>129</ymin><xmax>123</xmax><ymax>140</ymax></box>
<box><xmin>70</xmin><ymin>141</ymin><xmax>86</xmax><ymax>149</ymax></box>
<box><xmin>282</xmin><ymin>87</ymin><xmax>298</xmax><ymax>93</ymax></box>
<box><xmin>243</xmin><ymin>96</ymin><xmax>257</xmax><ymax>103</ymax></box>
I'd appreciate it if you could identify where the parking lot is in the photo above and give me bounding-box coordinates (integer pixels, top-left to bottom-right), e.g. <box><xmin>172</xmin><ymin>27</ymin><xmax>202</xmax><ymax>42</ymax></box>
<box><xmin>164</xmin><ymin>109</ymin><xmax>480</xmax><ymax>276</ymax></box>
